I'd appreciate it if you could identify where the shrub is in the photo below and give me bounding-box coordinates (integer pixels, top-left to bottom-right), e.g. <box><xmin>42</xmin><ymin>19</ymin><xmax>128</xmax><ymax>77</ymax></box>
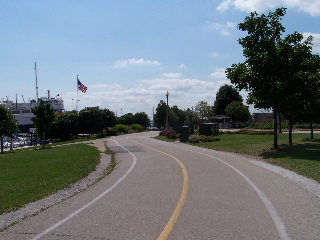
<box><xmin>130</xmin><ymin>124</ymin><xmax>144</xmax><ymax>132</ymax></box>
<box><xmin>114</xmin><ymin>124</ymin><xmax>129</xmax><ymax>134</ymax></box>
<box><xmin>159</xmin><ymin>129</ymin><xmax>178</xmax><ymax>139</ymax></box>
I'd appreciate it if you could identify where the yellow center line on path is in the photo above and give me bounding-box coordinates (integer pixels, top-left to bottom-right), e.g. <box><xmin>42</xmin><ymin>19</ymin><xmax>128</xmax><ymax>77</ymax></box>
<box><xmin>127</xmin><ymin>138</ymin><xmax>189</xmax><ymax>240</ymax></box>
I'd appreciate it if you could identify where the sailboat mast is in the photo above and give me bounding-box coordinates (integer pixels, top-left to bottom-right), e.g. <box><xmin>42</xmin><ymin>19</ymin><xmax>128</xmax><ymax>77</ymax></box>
<box><xmin>34</xmin><ymin>62</ymin><xmax>38</xmax><ymax>100</ymax></box>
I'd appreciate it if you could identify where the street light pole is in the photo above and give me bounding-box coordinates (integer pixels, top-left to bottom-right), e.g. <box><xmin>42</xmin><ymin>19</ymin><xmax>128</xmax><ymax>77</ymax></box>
<box><xmin>166</xmin><ymin>91</ymin><xmax>169</xmax><ymax>129</ymax></box>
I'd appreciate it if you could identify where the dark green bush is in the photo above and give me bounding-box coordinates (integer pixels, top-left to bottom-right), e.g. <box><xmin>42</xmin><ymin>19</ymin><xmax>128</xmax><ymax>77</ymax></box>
<box><xmin>130</xmin><ymin>124</ymin><xmax>144</xmax><ymax>132</ymax></box>
<box><xmin>114</xmin><ymin>124</ymin><xmax>129</xmax><ymax>134</ymax></box>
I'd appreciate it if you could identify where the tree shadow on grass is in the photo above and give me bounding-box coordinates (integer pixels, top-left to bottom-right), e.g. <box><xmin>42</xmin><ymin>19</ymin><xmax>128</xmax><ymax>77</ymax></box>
<box><xmin>259</xmin><ymin>139</ymin><xmax>320</xmax><ymax>162</ymax></box>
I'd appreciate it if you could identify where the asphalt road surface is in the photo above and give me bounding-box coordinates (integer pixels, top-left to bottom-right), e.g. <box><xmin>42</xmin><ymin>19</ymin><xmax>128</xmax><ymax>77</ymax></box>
<box><xmin>1</xmin><ymin>131</ymin><xmax>319</xmax><ymax>239</ymax></box>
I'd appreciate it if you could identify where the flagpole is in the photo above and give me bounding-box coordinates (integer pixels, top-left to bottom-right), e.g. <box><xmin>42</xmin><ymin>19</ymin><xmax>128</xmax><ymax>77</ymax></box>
<box><xmin>76</xmin><ymin>75</ymin><xmax>79</xmax><ymax>111</ymax></box>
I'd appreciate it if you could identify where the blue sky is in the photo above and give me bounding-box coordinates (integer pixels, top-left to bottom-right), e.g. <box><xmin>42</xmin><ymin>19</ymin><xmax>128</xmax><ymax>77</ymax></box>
<box><xmin>1</xmin><ymin>0</ymin><xmax>319</xmax><ymax>117</ymax></box>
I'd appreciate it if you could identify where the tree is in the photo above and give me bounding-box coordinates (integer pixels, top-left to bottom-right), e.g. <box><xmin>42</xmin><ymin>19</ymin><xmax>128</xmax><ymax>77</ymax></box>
<box><xmin>171</xmin><ymin>105</ymin><xmax>187</xmax><ymax>124</ymax></box>
<box><xmin>226</xmin><ymin>8</ymin><xmax>318</xmax><ymax>148</ymax></box>
<box><xmin>0</xmin><ymin>106</ymin><xmax>19</xmax><ymax>153</ymax></box>
<box><xmin>226</xmin><ymin>8</ymin><xmax>287</xmax><ymax>149</ymax></box>
<box><xmin>118</xmin><ymin>113</ymin><xmax>135</xmax><ymax>125</ymax></box>
<box><xmin>78</xmin><ymin>107</ymin><xmax>114</xmax><ymax>135</ymax></box>
<box><xmin>52</xmin><ymin>108</ymin><xmax>116</xmax><ymax>141</ymax></box>
<box><xmin>184</xmin><ymin>108</ymin><xmax>194</xmax><ymax>125</ymax></box>
<box><xmin>101</xmin><ymin>108</ymin><xmax>117</xmax><ymax>130</ymax></box>
<box><xmin>52</xmin><ymin>110</ymin><xmax>79</xmax><ymax>141</ymax></box>
<box><xmin>213</xmin><ymin>84</ymin><xmax>243</xmax><ymax>115</ymax></box>
<box><xmin>225</xmin><ymin>101</ymin><xmax>251</xmax><ymax>124</ymax></box>
<box><xmin>194</xmin><ymin>101</ymin><xmax>212</xmax><ymax>122</ymax></box>
<box><xmin>299</xmin><ymin>55</ymin><xmax>320</xmax><ymax>139</ymax></box>
<box><xmin>31</xmin><ymin>100</ymin><xmax>56</xmax><ymax>148</ymax></box>
<box><xmin>154</xmin><ymin>100</ymin><xmax>167</xmax><ymax>128</ymax></box>
<box><xmin>133</xmin><ymin>112</ymin><xmax>150</xmax><ymax>128</ymax></box>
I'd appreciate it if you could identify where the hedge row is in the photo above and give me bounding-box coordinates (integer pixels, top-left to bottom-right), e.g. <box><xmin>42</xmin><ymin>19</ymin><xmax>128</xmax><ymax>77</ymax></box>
<box><xmin>112</xmin><ymin>124</ymin><xmax>144</xmax><ymax>134</ymax></box>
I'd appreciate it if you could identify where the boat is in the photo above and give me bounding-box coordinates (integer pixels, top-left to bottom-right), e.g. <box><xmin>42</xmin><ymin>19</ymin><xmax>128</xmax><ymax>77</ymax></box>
<box><xmin>1</xmin><ymin>92</ymin><xmax>64</xmax><ymax>133</ymax></box>
<box><xmin>1</xmin><ymin>63</ymin><xmax>65</xmax><ymax>133</ymax></box>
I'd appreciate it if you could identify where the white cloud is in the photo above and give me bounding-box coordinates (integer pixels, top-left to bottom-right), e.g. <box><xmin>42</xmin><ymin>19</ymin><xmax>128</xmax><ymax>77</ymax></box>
<box><xmin>161</xmin><ymin>72</ymin><xmax>182</xmax><ymax>78</ymax></box>
<box><xmin>217</xmin><ymin>0</ymin><xmax>320</xmax><ymax>16</ymax></box>
<box><xmin>217</xmin><ymin>0</ymin><xmax>233</xmax><ymax>12</ymax></box>
<box><xmin>208</xmin><ymin>21</ymin><xmax>236</xmax><ymax>36</ymax></box>
<box><xmin>113</xmin><ymin>58</ymin><xmax>160</xmax><ymax>68</ymax></box>
<box><xmin>65</xmin><ymin>76</ymin><xmax>234</xmax><ymax>115</ymax></box>
<box><xmin>210</xmin><ymin>68</ymin><xmax>227</xmax><ymax>79</ymax></box>
<box><xmin>90</xmin><ymin>84</ymin><xmax>121</xmax><ymax>89</ymax></box>
<box><xmin>211</xmin><ymin>52</ymin><xmax>220</xmax><ymax>57</ymax></box>
<box><xmin>142</xmin><ymin>78</ymin><xmax>217</xmax><ymax>91</ymax></box>
<box><xmin>178</xmin><ymin>63</ymin><xmax>186</xmax><ymax>69</ymax></box>
<box><xmin>303</xmin><ymin>32</ymin><xmax>320</xmax><ymax>53</ymax></box>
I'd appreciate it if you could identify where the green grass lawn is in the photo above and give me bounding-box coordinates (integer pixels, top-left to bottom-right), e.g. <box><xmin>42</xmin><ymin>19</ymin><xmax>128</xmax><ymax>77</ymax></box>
<box><xmin>192</xmin><ymin>133</ymin><xmax>320</xmax><ymax>182</ymax></box>
<box><xmin>156</xmin><ymin>133</ymin><xmax>320</xmax><ymax>182</ymax></box>
<box><xmin>0</xmin><ymin>144</ymin><xmax>100</xmax><ymax>214</ymax></box>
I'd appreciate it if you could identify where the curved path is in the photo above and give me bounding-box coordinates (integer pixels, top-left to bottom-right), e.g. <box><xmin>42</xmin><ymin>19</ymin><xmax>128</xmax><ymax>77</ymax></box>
<box><xmin>0</xmin><ymin>132</ymin><xmax>319</xmax><ymax>239</ymax></box>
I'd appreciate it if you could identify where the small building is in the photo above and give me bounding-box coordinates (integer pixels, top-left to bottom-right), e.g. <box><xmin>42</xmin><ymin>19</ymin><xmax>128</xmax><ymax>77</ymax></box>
<box><xmin>209</xmin><ymin>115</ymin><xmax>232</xmax><ymax>129</ymax></box>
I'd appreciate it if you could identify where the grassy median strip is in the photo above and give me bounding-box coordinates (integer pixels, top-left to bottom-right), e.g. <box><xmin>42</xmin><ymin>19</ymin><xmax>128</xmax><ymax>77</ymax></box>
<box><xmin>0</xmin><ymin>144</ymin><xmax>100</xmax><ymax>214</ymax></box>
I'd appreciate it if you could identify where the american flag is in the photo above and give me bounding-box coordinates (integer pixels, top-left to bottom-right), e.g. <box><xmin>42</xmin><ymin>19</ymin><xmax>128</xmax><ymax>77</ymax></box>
<box><xmin>77</xmin><ymin>79</ymin><xmax>88</xmax><ymax>93</ymax></box>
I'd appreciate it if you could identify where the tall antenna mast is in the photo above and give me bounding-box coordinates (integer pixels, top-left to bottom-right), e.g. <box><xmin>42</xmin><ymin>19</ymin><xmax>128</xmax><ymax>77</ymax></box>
<box><xmin>34</xmin><ymin>62</ymin><xmax>38</xmax><ymax>100</ymax></box>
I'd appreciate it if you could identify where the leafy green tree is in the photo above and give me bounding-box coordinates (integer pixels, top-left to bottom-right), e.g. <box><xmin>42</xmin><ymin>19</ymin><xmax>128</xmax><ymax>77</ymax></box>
<box><xmin>78</xmin><ymin>107</ymin><xmax>114</xmax><ymax>135</ymax></box>
<box><xmin>154</xmin><ymin>100</ymin><xmax>167</xmax><ymax>128</ymax></box>
<box><xmin>117</xmin><ymin>112</ymin><xmax>149</xmax><ymax>128</ymax></box>
<box><xmin>194</xmin><ymin>101</ymin><xmax>212</xmax><ymax>122</ymax></box>
<box><xmin>226</xmin><ymin>8</ymin><xmax>287</xmax><ymax>148</ymax></box>
<box><xmin>118</xmin><ymin>113</ymin><xmax>135</xmax><ymax>125</ymax></box>
<box><xmin>295</xmin><ymin>54</ymin><xmax>320</xmax><ymax>139</ymax></box>
<box><xmin>225</xmin><ymin>101</ymin><xmax>251</xmax><ymax>123</ymax></box>
<box><xmin>0</xmin><ymin>106</ymin><xmax>19</xmax><ymax>153</ymax></box>
<box><xmin>169</xmin><ymin>110</ymin><xmax>179</xmax><ymax>125</ymax></box>
<box><xmin>52</xmin><ymin>110</ymin><xmax>79</xmax><ymax>141</ymax></box>
<box><xmin>276</xmin><ymin>33</ymin><xmax>320</xmax><ymax>143</ymax></box>
<box><xmin>184</xmin><ymin>108</ymin><xmax>194</xmax><ymax>125</ymax></box>
<box><xmin>226</xmin><ymin>8</ymin><xmax>318</xmax><ymax>148</ymax></box>
<box><xmin>213</xmin><ymin>84</ymin><xmax>243</xmax><ymax>115</ymax></box>
<box><xmin>31</xmin><ymin>100</ymin><xmax>56</xmax><ymax>148</ymax></box>
<box><xmin>101</xmin><ymin>108</ymin><xmax>117</xmax><ymax>130</ymax></box>
<box><xmin>133</xmin><ymin>112</ymin><xmax>150</xmax><ymax>128</ymax></box>
<box><xmin>171</xmin><ymin>105</ymin><xmax>186</xmax><ymax>124</ymax></box>
<box><xmin>192</xmin><ymin>112</ymin><xmax>202</xmax><ymax>125</ymax></box>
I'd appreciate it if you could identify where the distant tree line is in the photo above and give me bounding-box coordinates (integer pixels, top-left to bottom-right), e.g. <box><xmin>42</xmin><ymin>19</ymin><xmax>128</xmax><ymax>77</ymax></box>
<box><xmin>0</xmin><ymin>101</ymin><xmax>152</xmax><ymax>149</ymax></box>
<box><xmin>31</xmin><ymin>105</ymin><xmax>151</xmax><ymax>143</ymax></box>
<box><xmin>153</xmin><ymin>84</ymin><xmax>250</xmax><ymax>129</ymax></box>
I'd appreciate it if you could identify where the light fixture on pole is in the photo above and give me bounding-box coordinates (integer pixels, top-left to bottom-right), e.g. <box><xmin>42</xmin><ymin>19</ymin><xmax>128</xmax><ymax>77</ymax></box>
<box><xmin>166</xmin><ymin>91</ymin><xmax>169</xmax><ymax>129</ymax></box>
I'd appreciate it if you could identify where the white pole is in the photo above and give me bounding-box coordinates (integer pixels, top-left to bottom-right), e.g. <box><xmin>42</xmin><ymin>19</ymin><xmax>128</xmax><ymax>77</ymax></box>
<box><xmin>76</xmin><ymin>75</ymin><xmax>79</xmax><ymax>111</ymax></box>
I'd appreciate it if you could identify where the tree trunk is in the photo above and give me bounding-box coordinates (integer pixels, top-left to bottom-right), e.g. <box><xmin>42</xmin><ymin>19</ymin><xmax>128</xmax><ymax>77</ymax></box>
<box><xmin>288</xmin><ymin>115</ymin><xmax>293</xmax><ymax>145</ymax></box>
<box><xmin>310</xmin><ymin>121</ymin><xmax>314</xmax><ymax>139</ymax></box>
<box><xmin>273</xmin><ymin>108</ymin><xmax>278</xmax><ymax>149</ymax></box>
<box><xmin>278</xmin><ymin>113</ymin><xmax>282</xmax><ymax>133</ymax></box>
